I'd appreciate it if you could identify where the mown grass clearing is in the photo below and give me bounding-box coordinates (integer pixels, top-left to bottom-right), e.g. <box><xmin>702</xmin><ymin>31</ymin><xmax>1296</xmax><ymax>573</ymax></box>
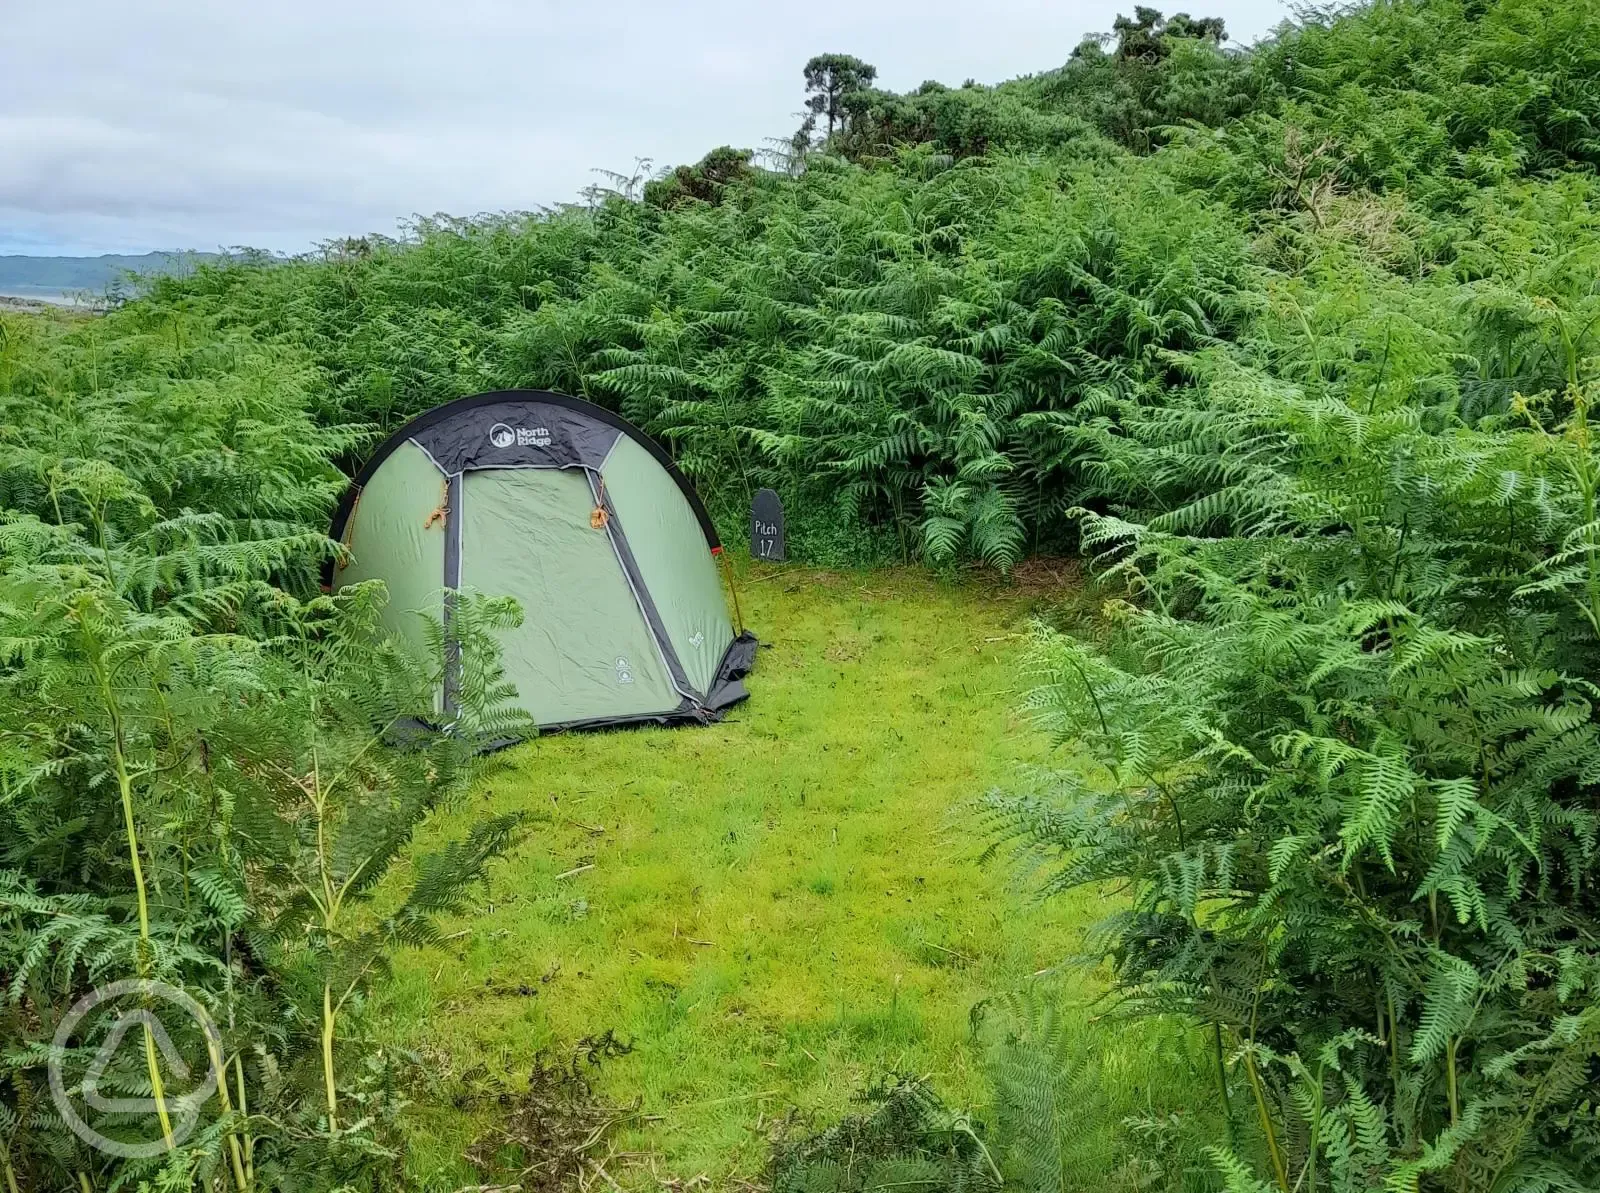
<box><xmin>381</xmin><ymin>564</ymin><xmax>1105</xmax><ymax>1186</ymax></box>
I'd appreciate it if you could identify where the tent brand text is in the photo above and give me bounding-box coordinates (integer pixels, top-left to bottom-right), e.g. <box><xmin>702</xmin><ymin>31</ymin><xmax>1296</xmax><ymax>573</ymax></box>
<box><xmin>488</xmin><ymin>423</ymin><xmax>552</xmax><ymax>448</ymax></box>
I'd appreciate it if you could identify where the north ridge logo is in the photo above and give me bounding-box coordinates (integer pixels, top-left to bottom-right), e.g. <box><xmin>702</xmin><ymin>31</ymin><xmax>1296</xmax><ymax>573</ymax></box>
<box><xmin>488</xmin><ymin>423</ymin><xmax>552</xmax><ymax>449</ymax></box>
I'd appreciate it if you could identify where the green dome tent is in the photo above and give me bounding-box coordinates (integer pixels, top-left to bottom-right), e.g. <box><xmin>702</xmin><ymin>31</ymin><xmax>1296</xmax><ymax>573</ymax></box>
<box><xmin>328</xmin><ymin>390</ymin><xmax>756</xmax><ymax>732</ymax></box>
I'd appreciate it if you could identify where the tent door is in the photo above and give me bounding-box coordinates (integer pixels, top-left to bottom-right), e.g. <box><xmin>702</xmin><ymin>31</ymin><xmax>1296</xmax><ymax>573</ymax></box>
<box><xmin>458</xmin><ymin>468</ymin><xmax>681</xmax><ymax>726</ymax></box>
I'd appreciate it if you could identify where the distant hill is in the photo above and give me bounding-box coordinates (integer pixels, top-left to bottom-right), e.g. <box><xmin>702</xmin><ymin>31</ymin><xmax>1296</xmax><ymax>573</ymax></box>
<box><xmin>0</xmin><ymin>251</ymin><xmax>225</xmax><ymax>302</ymax></box>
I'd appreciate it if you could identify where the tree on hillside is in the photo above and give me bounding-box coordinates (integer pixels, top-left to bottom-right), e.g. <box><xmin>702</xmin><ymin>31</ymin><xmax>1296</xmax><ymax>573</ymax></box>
<box><xmin>803</xmin><ymin>53</ymin><xmax>879</xmax><ymax>140</ymax></box>
<box><xmin>1111</xmin><ymin>7</ymin><xmax>1226</xmax><ymax>61</ymax></box>
<box><xmin>643</xmin><ymin>146</ymin><xmax>756</xmax><ymax>209</ymax></box>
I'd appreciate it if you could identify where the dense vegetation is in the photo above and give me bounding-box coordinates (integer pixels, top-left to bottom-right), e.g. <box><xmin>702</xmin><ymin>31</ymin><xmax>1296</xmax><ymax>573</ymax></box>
<box><xmin>0</xmin><ymin>307</ymin><xmax>534</xmax><ymax>1189</ymax></box>
<box><xmin>3</xmin><ymin>0</ymin><xmax>1600</xmax><ymax>1188</ymax></box>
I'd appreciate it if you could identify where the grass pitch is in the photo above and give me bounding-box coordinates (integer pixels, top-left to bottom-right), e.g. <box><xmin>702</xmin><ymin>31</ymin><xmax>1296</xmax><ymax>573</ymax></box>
<box><xmin>384</xmin><ymin>564</ymin><xmax>1109</xmax><ymax>1186</ymax></box>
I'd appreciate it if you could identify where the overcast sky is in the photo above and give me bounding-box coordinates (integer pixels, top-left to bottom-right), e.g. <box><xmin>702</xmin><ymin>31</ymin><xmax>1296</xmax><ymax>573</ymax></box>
<box><xmin>3</xmin><ymin>0</ymin><xmax>1288</xmax><ymax>257</ymax></box>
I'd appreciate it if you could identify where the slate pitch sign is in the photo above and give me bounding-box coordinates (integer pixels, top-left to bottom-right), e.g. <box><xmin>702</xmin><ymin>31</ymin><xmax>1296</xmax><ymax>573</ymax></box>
<box><xmin>751</xmin><ymin>488</ymin><xmax>786</xmax><ymax>561</ymax></box>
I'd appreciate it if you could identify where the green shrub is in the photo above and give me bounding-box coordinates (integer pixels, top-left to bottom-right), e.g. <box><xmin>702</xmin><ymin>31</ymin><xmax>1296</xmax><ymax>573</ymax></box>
<box><xmin>982</xmin><ymin>313</ymin><xmax>1600</xmax><ymax>1189</ymax></box>
<box><xmin>770</xmin><ymin>1076</ymin><xmax>999</xmax><ymax>1193</ymax></box>
<box><xmin>0</xmin><ymin>307</ymin><xmax>530</xmax><ymax>1191</ymax></box>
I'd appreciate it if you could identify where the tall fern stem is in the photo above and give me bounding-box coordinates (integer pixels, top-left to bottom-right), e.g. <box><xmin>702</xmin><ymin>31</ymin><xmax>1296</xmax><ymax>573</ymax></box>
<box><xmin>1445</xmin><ymin>1037</ymin><xmax>1460</xmax><ymax>1127</ymax></box>
<box><xmin>236</xmin><ymin>1055</ymin><xmax>255</xmax><ymax>1186</ymax></box>
<box><xmin>95</xmin><ymin>653</ymin><xmax>178</xmax><ymax>1151</ymax></box>
<box><xmin>1246</xmin><ymin>989</ymin><xmax>1289</xmax><ymax>1193</ymax></box>
<box><xmin>321</xmin><ymin>983</ymin><xmax>339</xmax><ymax>1133</ymax></box>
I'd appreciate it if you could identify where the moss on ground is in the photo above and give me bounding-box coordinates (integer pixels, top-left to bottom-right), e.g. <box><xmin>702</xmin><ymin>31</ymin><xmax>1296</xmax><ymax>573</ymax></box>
<box><xmin>383</xmin><ymin>564</ymin><xmax>1106</xmax><ymax>1187</ymax></box>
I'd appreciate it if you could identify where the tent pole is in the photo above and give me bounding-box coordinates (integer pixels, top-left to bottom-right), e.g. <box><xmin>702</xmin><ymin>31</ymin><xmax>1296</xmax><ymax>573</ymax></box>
<box><xmin>719</xmin><ymin>550</ymin><xmax>746</xmax><ymax>635</ymax></box>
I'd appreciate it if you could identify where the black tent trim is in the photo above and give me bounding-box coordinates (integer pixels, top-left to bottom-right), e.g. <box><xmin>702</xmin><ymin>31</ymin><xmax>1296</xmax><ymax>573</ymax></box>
<box><xmin>325</xmin><ymin>390</ymin><xmax>722</xmax><ymax>590</ymax></box>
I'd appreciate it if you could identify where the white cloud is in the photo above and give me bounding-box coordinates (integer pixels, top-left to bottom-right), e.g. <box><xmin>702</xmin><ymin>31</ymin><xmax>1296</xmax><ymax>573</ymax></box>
<box><xmin>2</xmin><ymin>0</ymin><xmax>1288</xmax><ymax>255</ymax></box>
